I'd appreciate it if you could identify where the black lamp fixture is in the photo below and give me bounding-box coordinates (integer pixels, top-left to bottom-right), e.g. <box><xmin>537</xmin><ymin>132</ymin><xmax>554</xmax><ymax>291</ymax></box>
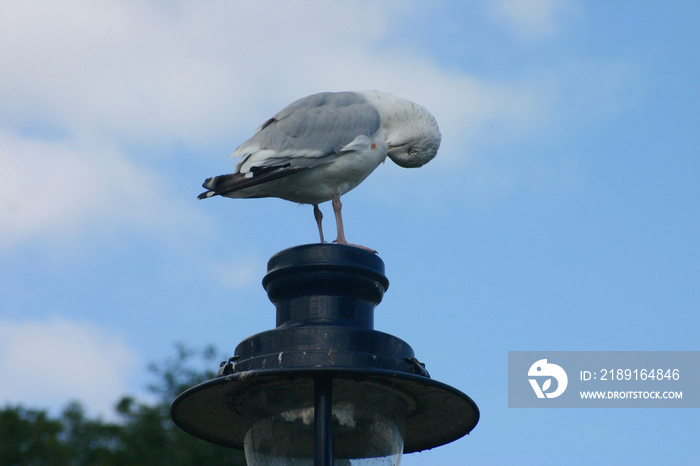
<box><xmin>171</xmin><ymin>244</ymin><xmax>479</xmax><ymax>465</ymax></box>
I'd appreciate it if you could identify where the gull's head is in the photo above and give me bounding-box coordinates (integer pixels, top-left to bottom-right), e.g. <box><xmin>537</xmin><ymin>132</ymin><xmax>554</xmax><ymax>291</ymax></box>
<box><xmin>358</xmin><ymin>90</ymin><xmax>442</xmax><ymax>168</ymax></box>
<box><xmin>384</xmin><ymin>102</ymin><xmax>441</xmax><ymax>168</ymax></box>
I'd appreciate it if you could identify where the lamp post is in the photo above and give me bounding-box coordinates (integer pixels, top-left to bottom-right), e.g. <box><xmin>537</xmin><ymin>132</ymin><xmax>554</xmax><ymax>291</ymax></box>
<box><xmin>171</xmin><ymin>244</ymin><xmax>479</xmax><ymax>464</ymax></box>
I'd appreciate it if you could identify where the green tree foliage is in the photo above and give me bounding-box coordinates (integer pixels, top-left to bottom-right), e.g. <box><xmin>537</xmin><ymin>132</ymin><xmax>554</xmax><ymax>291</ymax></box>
<box><xmin>0</xmin><ymin>344</ymin><xmax>246</xmax><ymax>465</ymax></box>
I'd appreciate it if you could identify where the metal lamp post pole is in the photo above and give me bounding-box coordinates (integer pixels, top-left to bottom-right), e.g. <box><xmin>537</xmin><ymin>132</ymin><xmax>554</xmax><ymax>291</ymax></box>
<box><xmin>314</xmin><ymin>375</ymin><xmax>333</xmax><ymax>465</ymax></box>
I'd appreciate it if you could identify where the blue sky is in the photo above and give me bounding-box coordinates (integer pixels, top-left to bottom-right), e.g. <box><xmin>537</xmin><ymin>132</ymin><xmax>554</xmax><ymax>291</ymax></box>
<box><xmin>1</xmin><ymin>0</ymin><xmax>698</xmax><ymax>464</ymax></box>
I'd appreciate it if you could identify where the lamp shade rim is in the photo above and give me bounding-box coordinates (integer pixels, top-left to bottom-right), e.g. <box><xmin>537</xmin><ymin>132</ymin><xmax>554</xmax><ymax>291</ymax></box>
<box><xmin>171</xmin><ymin>367</ymin><xmax>479</xmax><ymax>454</ymax></box>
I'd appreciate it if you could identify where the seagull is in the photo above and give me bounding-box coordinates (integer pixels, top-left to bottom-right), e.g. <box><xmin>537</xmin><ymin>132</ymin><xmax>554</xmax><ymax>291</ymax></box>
<box><xmin>198</xmin><ymin>91</ymin><xmax>441</xmax><ymax>248</ymax></box>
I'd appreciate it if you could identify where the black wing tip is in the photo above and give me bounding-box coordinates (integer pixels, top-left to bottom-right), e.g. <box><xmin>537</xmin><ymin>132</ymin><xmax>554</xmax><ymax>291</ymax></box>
<box><xmin>199</xmin><ymin>175</ymin><xmax>225</xmax><ymax>199</ymax></box>
<box><xmin>197</xmin><ymin>167</ymin><xmax>307</xmax><ymax>200</ymax></box>
<box><xmin>197</xmin><ymin>191</ymin><xmax>216</xmax><ymax>200</ymax></box>
<box><xmin>202</xmin><ymin>176</ymin><xmax>217</xmax><ymax>190</ymax></box>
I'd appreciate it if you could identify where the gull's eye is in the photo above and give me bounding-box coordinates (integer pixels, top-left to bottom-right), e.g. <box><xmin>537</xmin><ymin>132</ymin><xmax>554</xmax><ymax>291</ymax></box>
<box><xmin>408</xmin><ymin>148</ymin><xmax>417</xmax><ymax>156</ymax></box>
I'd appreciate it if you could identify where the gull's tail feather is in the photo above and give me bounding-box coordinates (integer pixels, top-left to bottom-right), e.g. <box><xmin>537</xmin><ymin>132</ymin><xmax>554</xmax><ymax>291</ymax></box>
<box><xmin>197</xmin><ymin>191</ymin><xmax>217</xmax><ymax>199</ymax></box>
<box><xmin>198</xmin><ymin>173</ymin><xmax>242</xmax><ymax>199</ymax></box>
<box><xmin>197</xmin><ymin>165</ymin><xmax>308</xmax><ymax>200</ymax></box>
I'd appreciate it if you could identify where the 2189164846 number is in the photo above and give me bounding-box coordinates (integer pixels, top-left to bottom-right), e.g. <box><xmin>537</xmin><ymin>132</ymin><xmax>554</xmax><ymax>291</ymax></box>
<box><xmin>600</xmin><ymin>368</ymin><xmax>680</xmax><ymax>381</ymax></box>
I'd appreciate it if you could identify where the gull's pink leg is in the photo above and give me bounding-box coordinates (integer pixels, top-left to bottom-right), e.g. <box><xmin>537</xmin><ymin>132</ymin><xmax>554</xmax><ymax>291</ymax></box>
<box><xmin>313</xmin><ymin>204</ymin><xmax>325</xmax><ymax>243</ymax></box>
<box><xmin>332</xmin><ymin>194</ymin><xmax>347</xmax><ymax>244</ymax></box>
<box><xmin>332</xmin><ymin>193</ymin><xmax>376</xmax><ymax>253</ymax></box>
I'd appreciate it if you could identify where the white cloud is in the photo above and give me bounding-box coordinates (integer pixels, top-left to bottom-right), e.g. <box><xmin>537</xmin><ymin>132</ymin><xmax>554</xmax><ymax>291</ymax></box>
<box><xmin>0</xmin><ymin>131</ymin><xmax>206</xmax><ymax>250</ymax></box>
<box><xmin>0</xmin><ymin>318</ymin><xmax>140</xmax><ymax>418</ymax></box>
<box><xmin>490</xmin><ymin>0</ymin><xmax>581</xmax><ymax>39</ymax></box>
<box><xmin>0</xmin><ymin>0</ymin><xmax>402</xmax><ymax>145</ymax></box>
<box><xmin>0</xmin><ymin>0</ymin><xmax>549</xmax><ymax>148</ymax></box>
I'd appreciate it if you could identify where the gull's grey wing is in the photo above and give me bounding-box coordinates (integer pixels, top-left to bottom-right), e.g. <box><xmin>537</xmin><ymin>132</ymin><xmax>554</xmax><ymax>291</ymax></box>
<box><xmin>198</xmin><ymin>92</ymin><xmax>382</xmax><ymax>200</ymax></box>
<box><xmin>233</xmin><ymin>92</ymin><xmax>382</xmax><ymax>173</ymax></box>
